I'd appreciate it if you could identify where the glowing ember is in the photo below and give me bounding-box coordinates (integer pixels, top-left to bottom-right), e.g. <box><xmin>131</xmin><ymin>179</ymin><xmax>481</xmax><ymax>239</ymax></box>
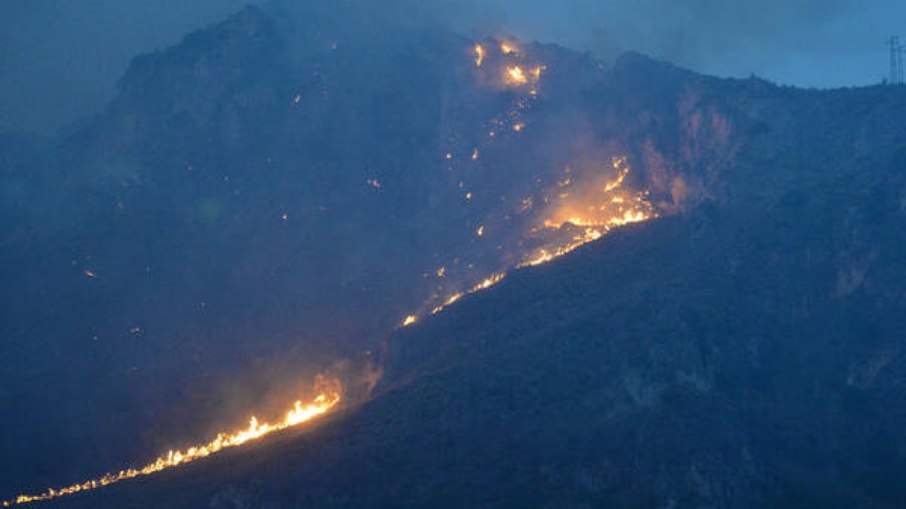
<box><xmin>427</xmin><ymin>272</ymin><xmax>507</xmax><ymax>318</ymax></box>
<box><xmin>444</xmin><ymin>293</ymin><xmax>464</xmax><ymax>306</ymax></box>
<box><xmin>500</xmin><ymin>42</ymin><xmax>517</xmax><ymax>55</ymax></box>
<box><xmin>505</xmin><ymin>66</ymin><xmax>528</xmax><ymax>85</ymax></box>
<box><xmin>471</xmin><ymin>272</ymin><xmax>506</xmax><ymax>292</ymax></box>
<box><xmin>474</xmin><ymin>44</ymin><xmax>485</xmax><ymax>67</ymax></box>
<box><xmin>402</xmin><ymin>315</ymin><xmax>418</xmax><ymax>327</ymax></box>
<box><xmin>3</xmin><ymin>378</ymin><xmax>342</xmax><ymax>506</ymax></box>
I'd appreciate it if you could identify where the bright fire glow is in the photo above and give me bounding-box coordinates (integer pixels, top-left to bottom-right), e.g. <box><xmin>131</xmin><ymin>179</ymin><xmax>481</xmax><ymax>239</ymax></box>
<box><xmin>427</xmin><ymin>272</ymin><xmax>507</xmax><ymax>317</ymax></box>
<box><xmin>404</xmin><ymin>151</ymin><xmax>655</xmax><ymax>328</ymax></box>
<box><xmin>501</xmin><ymin>64</ymin><xmax>543</xmax><ymax>91</ymax></box>
<box><xmin>3</xmin><ymin>378</ymin><xmax>342</xmax><ymax>506</ymax></box>
<box><xmin>470</xmin><ymin>272</ymin><xmax>506</xmax><ymax>292</ymax></box>
<box><xmin>500</xmin><ymin>42</ymin><xmax>517</xmax><ymax>55</ymax></box>
<box><xmin>506</xmin><ymin>66</ymin><xmax>528</xmax><ymax>85</ymax></box>
<box><xmin>474</xmin><ymin>44</ymin><xmax>485</xmax><ymax>67</ymax></box>
<box><xmin>520</xmin><ymin>157</ymin><xmax>655</xmax><ymax>267</ymax></box>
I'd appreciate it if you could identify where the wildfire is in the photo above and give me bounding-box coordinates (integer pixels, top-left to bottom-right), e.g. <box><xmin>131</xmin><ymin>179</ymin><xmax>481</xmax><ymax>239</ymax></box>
<box><xmin>7</xmin><ymin>37</ymin><xmax>659</xmax><ymax>507</ymax></box>
<box><xmin>604</xmin><ymin>160</ymin><xmax>629</xmax><ymax>192</ymax></box>
<box><xmin>520</xmin><ymin>157</ymin><xmax>656</xmax><ymax>268</ymax></box>
<box><xmin>470</xmin><ymin>272</ymin><xmax>506</xmax><ymax>292</ymax></box>
<box><xmin>474</xmin><ymin>44</ymin><xmax>485</xmax><ymax>67</ymax></box>
<box><xmin>404</xmin><ymin>151</ymin><xmax>655</xmax><ymax>327</ymax></box>
<box><xmin>505</xmin><ymin>66</ymin><xmax>528</xmax><ymax>85</ymax></box>
<box><xmin>3</xmin><ymin>378</ymin><xmax>342</xmax><ymax>506</ymax></box>
<box><xmin>502</xmin><ymin>65</ymin><xmax>543</xmax><ymax>91</ymax></box>
<box><xmin>427</xmin><ymin>272</ymin><xmax>507</xmax><ymax>318</ymax></box>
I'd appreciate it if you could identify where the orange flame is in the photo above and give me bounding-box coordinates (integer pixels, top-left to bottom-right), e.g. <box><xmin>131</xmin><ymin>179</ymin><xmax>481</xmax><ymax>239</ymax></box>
<box><xmin>520</xmin><ymin>157</ymin><xmax>655</xmax><ymax>267</ymax></box>
<box><xmin>505</xmin><ymin>66</ymin><xmax>528</xmax><ymax>85</ymax></box>
<box><xmin>403</xmin><ymin>153</ymin><xmax>655</xmax><ymax>327</ymax></box>
<box><xmin>426</xmin><ymin>272</ymin><xmax>507</xmax><ymax>318</ymax></box>
<box><xmin>3</xmin><ymin>378</ymin><xmax>342</xmax><ymax>506</ymax></box>
<box><xmin>474</xmin><ymin>44</ymin><xmax>485</xmax><ymax>67</ymax></box>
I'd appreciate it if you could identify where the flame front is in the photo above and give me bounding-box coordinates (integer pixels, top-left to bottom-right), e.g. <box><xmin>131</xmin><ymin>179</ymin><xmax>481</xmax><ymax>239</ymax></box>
<box><xmin>9</xmin><ymin>38</ymin><xmax>658</xmax><ymax>507</ymax></box>
<box><xmin>506</xmin><ymin>66</ymin><xmax>528</xmax><ymax>85</ymax></box>
<box><xmin>402</xmin><ymin>151</ymin><xmax>657</xmax><ymax>326</ymax></box>
<box><xmin>520</xmin><ymin>157</ymin><xmax>656</xmax><ymax>267</ymax></box>
<box><xmin>4</xmin><ymin>378</ymin><xmax>342</xmax><ymax>507</ymax></box>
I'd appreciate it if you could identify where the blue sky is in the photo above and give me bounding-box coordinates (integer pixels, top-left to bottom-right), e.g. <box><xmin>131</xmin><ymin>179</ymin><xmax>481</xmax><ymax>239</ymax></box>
<box><xmin>1</xmin><ymin>0</ymin><xmax>904</xmax><ymax>134</ymax></box>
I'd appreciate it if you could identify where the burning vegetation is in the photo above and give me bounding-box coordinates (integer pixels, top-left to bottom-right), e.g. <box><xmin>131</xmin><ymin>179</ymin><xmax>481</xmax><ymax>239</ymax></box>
<box><xmin>4</xmin><ymin>378</ymin><xmax>342</xmax><ymax>506</ymax></box>
<box><xmin>472</xmin><ymin>38</ymin><xmax>545</xmax><ymax>94</ymax></box>
<box><xmin>397</xmin><ymin>41</ymin><xmax>659</xmax><ymax>328</ymax></box>
<box><xmin>8</xmin><ymin>35</ymin><xmax>659</xmax><ymax>506</ymax></box>
<box><xmin>521</xmin><ymin>157</ymin><xmax>656</xmax><ymax>267</ymax></box>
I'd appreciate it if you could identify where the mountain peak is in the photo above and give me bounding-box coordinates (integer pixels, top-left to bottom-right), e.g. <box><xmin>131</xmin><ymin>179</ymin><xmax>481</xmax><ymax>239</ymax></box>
<box><xmin>116</xmin><ymin>5</ymin><xmax>279</xmax><ymax>95</ymax></box>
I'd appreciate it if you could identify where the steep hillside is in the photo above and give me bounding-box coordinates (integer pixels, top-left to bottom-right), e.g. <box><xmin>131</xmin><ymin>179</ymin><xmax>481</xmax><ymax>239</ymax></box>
<box><xmin>56</xmin><ymin>166</ymin><xmax>906</xmax><ymax>507</ymax></box>
<box><xmin>1</xmin><ymin>6</ymin><xmax>672</xmax><ymax>493</ymax></box>
<box><xmin>3</xmin><ymin>5</ymin><xmax>906</xmax><ymax>507</ymax></box>
<box><xmin>52</xmin><ymin>56</ymin><xmax>906</xmax><ymax>509</ymax></box>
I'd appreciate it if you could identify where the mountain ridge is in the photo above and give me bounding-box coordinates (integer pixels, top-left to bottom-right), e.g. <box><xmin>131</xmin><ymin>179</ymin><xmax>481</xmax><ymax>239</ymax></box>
<box><xmin>2</xmin><ymin>5</ymin><xmax>906</xmax><ymax>507</ymax></box>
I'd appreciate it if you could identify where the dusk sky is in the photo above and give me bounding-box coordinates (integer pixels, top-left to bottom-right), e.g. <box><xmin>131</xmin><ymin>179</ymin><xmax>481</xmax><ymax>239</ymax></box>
<box><xmin>2</xmin><ymin>0</ymin><xmax>905</xmax><ymax>134</ymax></box>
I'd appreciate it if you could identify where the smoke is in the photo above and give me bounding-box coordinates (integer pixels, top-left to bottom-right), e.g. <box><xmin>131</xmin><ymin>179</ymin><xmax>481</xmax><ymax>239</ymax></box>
<box><xmin>1</xmin><ymin>0</ymin><xmax>904</xmax><ymax>134</ymax></box>
<box><xmin>465</xmin><ymin>0</ymin><xmax>900</xmax><ymax>86</ymax></box>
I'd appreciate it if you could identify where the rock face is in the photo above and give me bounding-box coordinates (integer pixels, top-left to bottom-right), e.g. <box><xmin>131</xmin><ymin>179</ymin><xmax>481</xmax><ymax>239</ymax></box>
<box><xmin>3</xmin><ymin>5</ymin><xmax>906</xmax><ymax>508</ymax></box>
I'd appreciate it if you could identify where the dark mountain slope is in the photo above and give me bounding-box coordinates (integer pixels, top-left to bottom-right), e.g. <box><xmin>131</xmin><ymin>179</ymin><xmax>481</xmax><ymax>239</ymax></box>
<box><xmin>1</xmin><ymin>6</ymin><xmax>696</xmax><ymax>493</ymax></box>
<box><xmin>57</xmin><ymin>82</ymin><xmax>906</xmax><ymax>507</ymax></box>
<box><xmin>1</xmin><ymin>7</ymin><xmax>623</xmax><ymax>492</ymax></box>
<box><xmin>4</xmin><ymin>5</ymin><xmax>906</xmax><ymax>506</ymax></box>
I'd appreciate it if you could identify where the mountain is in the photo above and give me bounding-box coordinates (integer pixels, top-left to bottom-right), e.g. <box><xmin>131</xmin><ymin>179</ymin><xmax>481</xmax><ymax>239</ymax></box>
<box><xmin>57</xmin><ymin>103</ymin><xmax>906</xmax><ymax>506</ymax></box>
<box><xmin>1</xmin><ymin>5</ymin><xmax>663</xmax><ymax>494</ymax></box>
<box><xmin>3</xmin><ymin>5</ymin><xmax>906</xmax><ymax>508</ymax></box>
<box><xmin>60</xmin><ymin>210</ymin><xmax>906</xmax><ymax>508</ymax></box>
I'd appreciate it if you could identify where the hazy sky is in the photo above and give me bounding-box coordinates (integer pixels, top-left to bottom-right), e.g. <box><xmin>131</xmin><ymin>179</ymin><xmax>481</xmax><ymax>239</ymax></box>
<box><xmin>1</xmin><ymin>0</ymin><xmax>904</xmax><ymax>134</ymax></box>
